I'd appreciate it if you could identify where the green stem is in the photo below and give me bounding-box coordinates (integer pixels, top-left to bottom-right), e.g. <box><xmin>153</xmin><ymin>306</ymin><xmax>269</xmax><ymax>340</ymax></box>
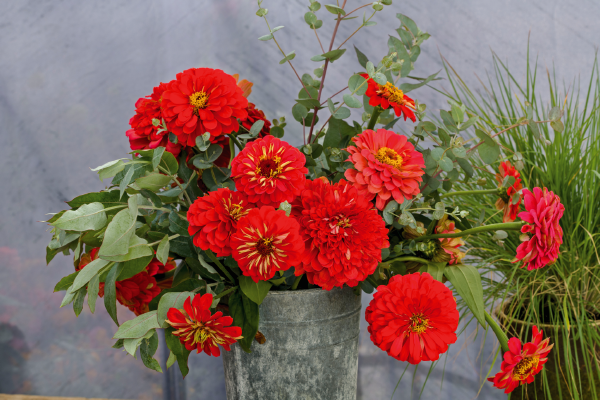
<box><xmin>228</xmin><ymin>137</ymin><xmax>235</xmax><ymax>169</ymax></box>
<box><xmin>205</xmin><ymin>249</ymin><xmax>235</xmax><ymax>283</ymax></box>
<box><xmin>413</xmin><ymin>221</ymin><xmax>524</xmax><ymax>242</ymax></box>
<box><xmin>384</xmin><ymin>256</ymin><xmax>431</xmax><ymax>265</ymax></box>
<box><xmin>291</xmin><ymin>274</ymin><xmax>303</xmax><ymax>290</ymax></box>
<box><xmin>366</xmin><ymin>106</ymin><xmax>383</xmax><ymax>130</ymax></box>
<box><xmin>485</xmin><ymin>310</ymin><xmax>510</xmax><ymax>353</ymax></box>
<box><xmin>213</xmin><ymin>286</ymin><xmax>237</xmax><ymax>300</ymax></box>
<box><xmin>138</xmin><ymin>205</ymin><xmax>173</xmax><ymax>213</ymax></box>
<box><xmin>366</xmin><ymin>276</ymin><xmax>380</xmax><ymax>288</ymax></box>
<box><xmin>229</xmin><ymin>133</ymin><xmax>244</xmax><ymax>152</ymax></box>
<box><xmin>440</xmin><ymin>189</ymin><xmax>498</xmax><ymax>199</ymax></box>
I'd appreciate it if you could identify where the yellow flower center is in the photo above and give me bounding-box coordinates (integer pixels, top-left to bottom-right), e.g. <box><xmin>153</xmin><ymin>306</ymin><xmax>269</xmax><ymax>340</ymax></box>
<box><xmin>225</xmin><ymin>201</ymin><xmax>249</xmax><ymax>221</ymax></box>
<box><xmin>256</xmin><ymin>237</ymin><xmax>274</xmax><ymax>256</ymax></box>
<box><xmin>409</xmin><ymin>314</ymin><xmax>429</xmax><ymax>334</ymax></box>
<box><xmin>256</xmin><ymin>155</ymin><xmax>283</xmax><ymax>178</ymax></box>
<box><xmin>512</xmin><ymin>356</ymin><xmax>540</xmax><ymax>380</ymax></box>
<box><xmin>377</xmin><ymin>82</ymin><xmax>407</xmax><ymax>105</ymax></box>
<box><xmin>375</xmin><ymin>147</ymin><xmax>404</xmax><ymax>169</ymax></box>
<box><xmin>189</xmin><ymin>91</ymin><xmax>209</xmax><ymax>114</ymax></box>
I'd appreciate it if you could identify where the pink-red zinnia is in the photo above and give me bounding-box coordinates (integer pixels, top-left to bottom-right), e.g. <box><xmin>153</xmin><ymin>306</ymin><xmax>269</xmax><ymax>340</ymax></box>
<box><xmin>488</xmin><ymin>325</ymin><xmax>553</xmax><ymax>393</ymax></box>
<box><xmin>495</xmin><ymin>161</ymin><xmax>523</xmax><ymax>223</ymax></box>
<box><xmin>514</xmin><ymin>187</ymin><xmax>564</xmax><ymax>270</ymax></box>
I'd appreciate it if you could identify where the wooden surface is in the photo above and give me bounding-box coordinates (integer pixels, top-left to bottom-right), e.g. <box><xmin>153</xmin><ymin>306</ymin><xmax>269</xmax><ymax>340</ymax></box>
<box><xmin>0</xmin><ymin>395</ymin><xmax>129</xmax><ymax>400</ymax></box>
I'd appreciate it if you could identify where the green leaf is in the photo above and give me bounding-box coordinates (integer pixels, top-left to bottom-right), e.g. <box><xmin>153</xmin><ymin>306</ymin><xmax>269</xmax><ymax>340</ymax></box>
<box><xmin>229</xmin><ymin>289</ymin><xmax>259</xmax><ymax>353</ymax></box>
<box><xmin>295</xmin><ymin>98</ymin><xmax>320</xmax><ymax>109</ymax></box>
<box><xmin>72</xmin><ymin>258</ymin><xmax>110</xmax><ymax>291</ymax></box>
<box><xmin>418</xmin><ymin>262</ymin><xmax>445</xmax><ymax>282</ymax></box>
<box><xmin>298</xmin><ymin>85</ymin><xmax>319</xmax><ymax>100</ymax></box>
<box><xmin>60</xmin><ymin>285</ymin><xmax>76</xmax><ymax>308</ymax></box>
<box><xmin>92</xmin><ymin>159</ymin><xmax>126</xmax><ymax>181</ymax></box>
<box><xmin>457</xmin><ymin>158</ymin><xmax>474</xmax><ymax>178</ymax></box>
<box><xmin>135</xmin><ymin>173</ymin><xmax>172</xmax><ymax>192</ymax></box>
<box><xmin>123</xmin><ymin>329</ymin><xmax>155</xmax><ymax>357</ymax></box>
<box><xmin>149</xmin><ymin>279</ymin><xmax>205</xmax><ymax>311</ymax></box>
<box><xmin>382</xmin><ymin>200</ymin><xmax>399</xmax><ymax>225</ymax></box>
<box><xmin>67</xmin><ymin>190</ymin><xmax>128</xmax><ymax>209</ymax></box>
<box><xmin>99</xmin><ymin>207</ymin><xmax>136</xmax><ymax>257</ymax></box>
<box><xmin>113</xmin><ymin>310</ymin><xmax>161</xmax><ymax>339</ymax></box>
<box><xmin>169</xmin><ymin>236</ymin><xmax>196</xmax><ymax>258</ymax></box>
<box><xmin>348</xmin><ymin>74</ymin><xmax>367</xmax><ymax>96</ymax></box>
<box><xmin>151</xmin><ymin>147</ymin><xmax>165</xmax><ymax>170</ymax></box>
<box><xmin>156</xmin><ymin>234</ymin><xmax>170</xmax><ymax>265</ymax></box>
<box><xmin>332</xmin><ymin>107</ymin><xmax>351</xmax><ymax>119</ymax></box>
<box><xmin>444</xmin><ymin>264</ymin><xmax>486</xmax><ymax>327</ymax></box>
<box><xmin>460</xmin><ymin>116</ymin><xmax>479</xmax><ymax>131</ymax></box>
<box><xmin>119</xmin><ymin>164</ymin><xmax>135</xmax><ymax>200</ymax></box>
<box><xmin>292</xmin><ymin>103</ymin><xmax>309</xmax><ymax>122</ymax></box>
<box><xmin>159</xmin><ymin>151</ymin><xmax>179</xmax><ymax>175</ymax></box>
<box><xmin>54</xmin><ymin>271</ymin><xmax>79</xmax><ymax>292</ymax></box>
<box><xmin>396</xmin><ymin>13</ymin><xmax>418</xmax><ymax>36</ymax></box>
<box><xmin>165</xmin><ymin>327</ymin><xmax>192</xmax><ymax>377</ymax></box>
<box><xmin>157</xmin><ymin>291</ymin><xmax>195</xmax><ymax>328</ymax></box>
<box><xmin>438</xmin><ymin>156</ymin><xmax>454</xmax><ymax>172</ymax></box>
<box><xmin>166</xmin><ymin>351</ymin><xmax>177</xmax><ymax>369</ymax></box>
<box><xmin>451</xmin><ymin>147</ymin><xmax>467</xmax><ymax>158</ymax></box>
<box><xmin>140</xmin><ymin>331</ymin><xmax>162</xmax><ymax>372</ymax></box>
<box><xmin>258</xmin><ymin>33</ymin><xmax>273</xmax><ymax>41</ymax></box>
<box><xmin>372</xmin><ymin>73</ymin><xmax>387</xmax><ymax>86</ymax></box>
<box><xmin>548</xmin><ymin>106</ymin><xmax>563</xmax><ymax>121</ymax></box>
<box><xmin>451</xmin><ymin>104</ymin><xmax>464</xmax><ymax>124</ymax></box>
<box><xmin>270</xmin><ymin>126</ymin><xmax>284</xmax><ymax>138</ymax></box>
<box><xmin>239</xmin><ymin>276</ymin><xmax>272</xmax><ymax>305</ymax></box>
<box><xmin>101</xmin><ymin>235</ymin><xmax>153</xmax><ymax>263</ymax></box>
<box><xmin>324</xmin><ymin>4</ymin><xmax>346</xmax><ymax>15</ymax></box>
<box><xmin>249</xmin><ymin>120</ymin><xmax>265</xmax><ymax>137</ymax></box>
<box><xmin>118</xmin><ymin>253</ymin><xmax>154</xmax><ymax>280</ymax></box>
<box><xmin>318</xmin><ymin>48</ymin><xmax>347</xmax><ymax>63</ymax></box>
<box><xmin>399</xmin><ymin>71</ymin><xmax>439</xmax><ymax>93</ymax></box>
<box><xmin>343</xmin><ymin>94</ymin><xmax>362</xmax><ymax>109</ymax></box>
<box><xmin>353</xmin><ymin>46</ymin><xmax>369</xmax><ymax>68</ymax></box>
<box><xmin>104</xmin><ymin>263</ymin><xmax>124</xmax><ymax>325</ymax></box>
<box><xmin>139</xmin><ymin>189</ymin><xmax>162</xmax><ymax>208</ymax></box>
<box><xmin>478</xmin><ymin>142</ymin><xmax>500</xmax><ymax>164</ymax></box>
<box><xmin>169</xmin><ymin>212</ymin><xmax>190</xmax><ymax>237</ymax></box>
<box><xmin>550</xmin><ymin>120</ymin><xmax>564</xmax><ymax>133</ymax></box>
<box><xmin>304</xmin><ymin>12</ymin><xmax>317</xmax><ymax>25</ymax></box>
<box><xmin>87</xmin><ymin>274</ymin><xmax>100</xmax><ymax>313</ymax></box>
<box><xmin>52</xmin><ymin>203</ymin><xmax>107</xmax><ymax>232</ymax></box>
<box><xmin>72</xmin><ymin>286</ymin><xmax>87</xmax><ymax>317</ymax></box>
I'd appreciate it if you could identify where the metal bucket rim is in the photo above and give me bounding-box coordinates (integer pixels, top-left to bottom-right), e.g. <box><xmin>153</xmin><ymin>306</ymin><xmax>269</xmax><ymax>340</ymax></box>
<box><xmin>265</xmin><ymin>287</ymin><xmax>346</xmax><ymax>296</ymax></box>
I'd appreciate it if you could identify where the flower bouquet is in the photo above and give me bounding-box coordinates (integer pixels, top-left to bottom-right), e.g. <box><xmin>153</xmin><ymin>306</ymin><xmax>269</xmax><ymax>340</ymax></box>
<box><xmin>44</xmin><ymin>1</ymin><xmax>566</xmax><ymax>397</ymax></box>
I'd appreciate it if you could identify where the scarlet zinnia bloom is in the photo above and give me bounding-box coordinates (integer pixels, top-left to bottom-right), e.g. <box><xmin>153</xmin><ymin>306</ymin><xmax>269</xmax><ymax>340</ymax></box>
<box><xmin>161</xmin><ymin>68</ymin><xmax>248</xmax><ymax>146</ymax></box>
<box><xmin>344</xmin><ymin>129</ymin><xmax>425</xmax><ymax>210</ymax></box>
<box><xmin>361</xmin><ymin>74</ymin><xmax>416</xmax><ymax>122</ymax></box>
<box><xmin>488</xmin><ymin>326</ymin><xmax>553</xmax><ymax>393</ymax></box>
<box><xmin>513</xmin><ymin>187</ymin><xmax>564</xmax><ymax>270</ymax></box>
<box><xmin>291</xmin><ymin>179</ymin><xmax>389</xmax><ymax>290</ymax></box>
<box><xmin>495</xmin><ymin>161</ymin><xmax>523</xmax><ymax>223</ymax></box>
<box><xmin>166</xmin><ymin>293</ymin><xmax>243</xmax><ymax>356</ymax></box>
<box><xmin>365</xmin><ymin>272</ymin><xmax>459</xmax><ymax>364</ymax></box>
<box><xmin>187</xmin><ymin>188</ymin><xmax>253</xmax><ymax>257</ymax></box>
<box><xmin>231</xmin><ymin>135</ymin><xmax>308</xmax><ymax>207</ymax></box>
<box><xmin>126</xmin><ymin>83</ymin><xmax>182</xmax><ymax>158</ymax></box>
<box><xmin>230</xmin><ymin>206</ymin><xmax>304</xmax><ymax>282</ymax></box>
<box><xmin>241</xmin><ymin>103</ymin><xmax>271</xmax><ymax>138</ymax></box>
<box><xmin>435</xmin><ymin>215</ymin><xmax>465</xmax><ymax>265</ymax></box>
<box><xmin>146</xmin><ymin>256</ymin><xmax>177</xmax><ymax>276</ymax></box>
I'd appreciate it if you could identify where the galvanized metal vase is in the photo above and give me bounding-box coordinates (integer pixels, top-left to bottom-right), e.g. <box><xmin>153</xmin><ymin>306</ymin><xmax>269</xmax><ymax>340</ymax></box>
<box><xmin>222</xmin><ymin>287</ymin><xmax>361</xmax><ymax>400</ymax></box>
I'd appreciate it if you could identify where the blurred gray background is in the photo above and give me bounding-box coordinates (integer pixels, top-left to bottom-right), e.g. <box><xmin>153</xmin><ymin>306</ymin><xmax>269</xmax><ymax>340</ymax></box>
<box><xmin>1</xmin><ymin>0</ymin><xmax>599</xmax><ymax>399</ymax></box>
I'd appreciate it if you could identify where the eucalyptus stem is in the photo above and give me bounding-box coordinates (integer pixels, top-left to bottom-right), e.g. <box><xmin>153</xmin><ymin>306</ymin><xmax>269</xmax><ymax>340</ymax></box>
<box><xmin>413</xmin><ymin>221</ymin><xmax>524</xmax><ymax>242</ymax></box>
<box><xmin>440</xmin><ymin>189</ymin><xmax>498</xmax><ymax>199</ymax></box>
<box><xmin>291</xmin><ymin>274</ymin><xmax>303</xmax><ymax>290</ymax></box>
<box><xmin>485</xmin><ymin>309</ymin><xmax>510</xmax><ymax>353</ymax></box>
<box><xmin>366</xmin><ymin>106</ymin><xmax>383</xmax><ymax>130</ymax></box>
<box><xmin>205</xmin><ymin>249</ymin><xmax>235</xmax><ymax>283</ymax></box>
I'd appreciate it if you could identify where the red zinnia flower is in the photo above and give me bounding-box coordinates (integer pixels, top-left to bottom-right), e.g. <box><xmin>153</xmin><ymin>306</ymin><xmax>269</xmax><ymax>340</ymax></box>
<box><xmin>241</xmin><ymin>103</ymin><xmax>271</xmax><ymax>138</ymax></box>
<box><xmin>166</xmin><ymin>293</ymin><xmax>243</xmax><ymax>356</ymax></box>
<box><xmin>513</xmin><ymin>187</ymin><xmax>564</xmax><ymax>270</ymax></box>
<box><xmin>495</xmin><ymin>161</ymin><xmax>523</xmax><ymax>222</ymax></box>
<box><xmin>365</xmin><ymin>272</ymin><xmax>459</xmax><ymax>364</ymax></box>
<box><xmin>161</xmin><ymin>68</ymin><xmax>248</xmax><ymax>147</ymax></box>
<box><xmin>126</xmin><ymin>83</ymin><xmax>182</xmax><ymax>158</ymax></box>
<box><xmin>290</xmin><ymin>179</ymin><xmax>389</xmax><ymax>290</ymax></box>
<box><xmin>435</xmin><ymin>215</ymin><xmax>466</xmax><ymax>265</ymax></box>
<box><xmin>488</xmin><ymin>326</ymin><xmax>553</xmax><ymax>393</ymax></box>
<box><xmin>187</xmin><ymin>188</ymin><xmax>253</xmax><ymax>257</ymax></box>
<box><xmin>231</xmin><ymin>135</ymin><xmax>308</xmax><ymax>207</ymax></box>
<box><xmin>361</xmin><ymin>74</ymin><xmax>416</xmax><ymax>122</ymax></box>
<box><xmin>344</xmin><ymin>129</ymin><xmax>425</xmax><ymax>210</ymax></box>
<box><xmin>230</xmin><ymin>206</ymin><xmax>304</xmax><ymax>282</ymax></box>
<box><xmin>146</xmin><ymin>256</ymin><xmax>177</xmax><ymax>276</ymax></box>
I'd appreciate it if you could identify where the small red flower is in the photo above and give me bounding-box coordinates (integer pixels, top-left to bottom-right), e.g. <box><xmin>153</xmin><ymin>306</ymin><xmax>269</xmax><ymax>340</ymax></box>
<box><xmin>365</xmin><ymin>272</ymin><xmax>459</xmax><ymax>364</ymax></box>
<box><xmin>241</xmin><ymin>103</ymin><xmax>271</xmax><ymax>138</ymax></box>
<box><xmin>513</xmin><ymin>187</ymin><xmax>564</xmax><ymax>270</ymax></box>
<box><xmin>187</xmin><ymin>188</ymin><xmax>253</xmax><ymax>257</ymax></box>
<box><xmin>488</xmin><ymin>326</ymin><xmax>553</xmax><ymax>393</ymax></box>
<box><xmin>344</xmin><ymin>128</ymin><xmax>425</xmax><ymax>210</ymax></box>
<box><xmin>126</xmin><ymin>83</ymin><xmax>182</xmax><ymax>157</ymax></box>
<box><xmin>166</xmin><ymin>293</ymin><xmax>243</xmax><ymax>356</ymax></box>
<box><xmin>161</xmin><ymin>68</ymin><xmax>248</xmax><ymax>147</ymax></box>
<box><xmin>231</xmin><ymin>135</ymin><xmax>308</xmax><ymax>207</ymax></box>
<box><xmin>146</xmin><ymin>256</ymin><xmax>177</xmax><ymax>276</ymax></box>
<box><xmin>361</xmin><ymin>73</ymin><xmax>416</xmax><ymax>122</ymax></box>
<box><xmin>291</xmin><ymin>179</ymin><xmax>389</xmax><ymax>290</ymax></box>
<box><xmin>230</xmin><ymin>206</ymin><xmax>304</xmax><ymax>282</ymax></box>
<box><xmin>435</xmin><ymin>215</ymin><xmax>466</xmax><ymax>265</ymax></box>
<box><xmin>495</xmin><ymin>161</ymin><xmax>523</xmax><ymax>222</ymax></box>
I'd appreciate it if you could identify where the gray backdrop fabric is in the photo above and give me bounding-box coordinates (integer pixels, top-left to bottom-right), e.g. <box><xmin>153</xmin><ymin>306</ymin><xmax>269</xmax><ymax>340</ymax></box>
<box><xmin>1</xmin><ymin>1</ymin><xmax>598</xmax><ymax>399</ymax></box>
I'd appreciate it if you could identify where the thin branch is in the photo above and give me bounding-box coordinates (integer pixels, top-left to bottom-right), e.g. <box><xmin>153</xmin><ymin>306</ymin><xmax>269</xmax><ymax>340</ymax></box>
<box><xmin>341</xmin><ymin>3</ymin><xmax>373</xmax><ymax>19</ymax></box>
<box><xmin>313</xmin><ymin>27</ymin><xmax>325</xmax><ymax>53</ymax></box>
<box><xmin>320</xmin><ymin>86</ymin><xmax>348</xmax><ymax>106</ymax></box>
<box><xmin>336</xmin><ymin>11</ymin><xmax>376</xmax><ymax>50</ymax></box>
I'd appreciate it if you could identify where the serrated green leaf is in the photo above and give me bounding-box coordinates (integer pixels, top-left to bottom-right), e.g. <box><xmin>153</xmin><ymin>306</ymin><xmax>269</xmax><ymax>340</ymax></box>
<box><xmin>444</xmin><ymin>264</ymin><xmax>486</xmax><ymax>327</ymax></box>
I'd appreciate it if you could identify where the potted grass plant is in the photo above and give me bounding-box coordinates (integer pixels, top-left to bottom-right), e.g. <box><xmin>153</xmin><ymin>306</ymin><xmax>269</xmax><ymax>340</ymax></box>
<box><xmin>440</xmin><ymin>50</ymin><xmax>600</xmax><ymax>399</ymax></box>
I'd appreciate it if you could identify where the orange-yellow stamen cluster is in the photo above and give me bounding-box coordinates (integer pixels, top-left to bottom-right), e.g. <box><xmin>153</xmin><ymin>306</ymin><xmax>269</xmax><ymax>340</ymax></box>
<box><xmin>408</xmin><ymin>314</ymin><xmax>429</xmax><ymax>334</ymax></box>
<box><xmin>224</xmin><ymin>200</ymin><xmax>249</xmax><ymax>221</ymax></box>
<box><xmin>375</xmin><ymin>147</ymin><xmax>404</xmax><ymax>169</ymax></box>
<box><xmin>256</xmin><ymin>155</ymin><xmax>283</xmax><ymax>178</ymax></box>
<box><xmin>178</xmin><ymin>315</ymin><xmax>226</xmax><ymax>348</ymax></box>
<box><xmin>377</xmin><ymin>82</ymin><xmax>410</xmax><ymax>106</ymax></box>
<box><xmin>512</xmin><ymin>356</ymin><xmax>540</xmax><ymax>380</ymax></box>
<box><xmin>189</xmin><ymin>91</ymin><xmax>209</xmax><ymax>114</ymax></box>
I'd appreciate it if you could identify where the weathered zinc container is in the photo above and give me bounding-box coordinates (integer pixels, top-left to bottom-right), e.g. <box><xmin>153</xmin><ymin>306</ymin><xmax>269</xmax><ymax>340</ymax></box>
<box><xmin>222</xmin><ymin>287</ymin><xmax>362</xmax><ymax>400</ymax></box>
